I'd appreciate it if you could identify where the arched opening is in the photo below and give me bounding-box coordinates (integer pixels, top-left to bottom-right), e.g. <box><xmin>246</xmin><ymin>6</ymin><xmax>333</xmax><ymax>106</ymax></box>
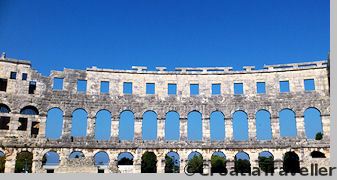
<box><xmin>165</xmin><ymin>111</ymin><xmax>180</xmax><ymax>140</ymax></box>
<box><xmin>279</xmin><ymin>109</ymin><xmax>297</xmax><ymax>137</ymax></box>
<box><xmin>283</xmin><ymin>151</ymin><xmax>300</xmax><ymax>173</ymax></box>
<box><xmin>187</xmin><ymin>111</ymin><xmax>202</xmax><ymax>141</ymax></box>
<box><xmin>20</xmin><ymin>106</ymin><xmax>39</xmax><ymax>115</ymax></box>
<box><xmin>95</xmin><ymin>110</ymin><xmax>111</xmax><ymax>140</ymax></box>
<box><xmin>94</xmin><ymin>151</ymin><xmax>110</xmax><ymax>166</ymax></box>
<box><xmin>15</xmin><ymin>151</ymin><xmax>33</xmax><ymax>173</ymax></box>
<box><xmin>141</xmin><ymin>151</ymin><xmax>157</xmax><ymax>173</ymax></box>
<box><xmin>117</xmin><ymin>152</ymin><xmax>134</xmax><ymax>173</ymax></box>
<box><xmin>71</xmin><ymin>109</ymin><xmax>88</xmax><ymax>137</ymax></box>
<box><xmin>210</xmin><ymin>111</ymin><xmax>225</xmax><ymax>141</ymax></box>
<box><xmin>42</xmin><ymin>151</ymin><xmax>60</xmax><ymax>170</ymax></box>
<box><xmin>142</xmin><ymin>111</ymin><xmax>157</xmax><ymax>140</ymax></box>
<box><xmin>234</xmin><ymin>151</ymin><xmax>251</xmax><ymax>174</ymax></box>
<box><xmin>165</xmin><ymin>151</ymin><xmax>180</xmax><ymax>173</ymax></box>
<box><xmin>0</xmin><ymin>151</ymin><xmax>5</xmax><ymax>173</ymax></box>
<box><xmin>310</xmin><ymin>151</ymin><xmax>326</xmax><ymax>158</ymax></box>
<box><xmin>69</xmin><ymin>151</ymin><xmax>85</xmax><ymax>159</ymax></box>
<box><xmin>233</xmin><ymin>111</ymin><xmax>248</xmax><ymax>141</ymax></box>
<box><xmin>0</xmin><ymin>104</ymin><xmax>10</xmax><ymax>113</ymax></box>
<box><xmin>258</xmin><ymin>151</ymin><xmax>274</xmax><ymax>173</ymax></box>
<box><xmin>211</xmin><ymin>151</ymin><xmax>227</xmax><ymax>174</ymax></box>
<box><xmin>187</xmin><ymin>151</ymin><xmax>203</xmax><ymax>174</ymax></box>
<box><xmin>304</xmin><ymin>108</ymin><xmax>323</xmax><ymax>139</ymax></box>
<box><xmin>119</xmin><ymin>110</ymin><xmax>134</xmax><ymax>141</ymax></box>
<box><xmin>45</xmin><ymin>108</ymin><xmax>63</xmax><ymax>139</ymax></box>
<box><xmin>256</xmin><ymin>110</ymin><xmax>272</xmax><ymax>140</ymax></box>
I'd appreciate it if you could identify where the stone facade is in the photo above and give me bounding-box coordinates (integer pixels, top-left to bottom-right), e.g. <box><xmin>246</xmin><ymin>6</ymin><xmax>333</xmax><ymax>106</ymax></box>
<box><xmin>0</xmin><ymin>55</ymin><xmax>330</xmax><ymax>173</ymax></box>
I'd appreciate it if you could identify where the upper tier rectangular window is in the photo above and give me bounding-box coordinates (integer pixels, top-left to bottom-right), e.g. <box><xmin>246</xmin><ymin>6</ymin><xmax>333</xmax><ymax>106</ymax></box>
<box><xmin>304</xmin><ymin>79</ymin><xmax>315</xmax><ymax>91</ymax></box>
<box><xmin>53</xmin><ymin>78</ymin><xmax>63</xmax><ymax>90</ymax></box>
<box><xmin>0</xmin><ymin>78</ymin><xmax>7</xmax><ymax>92</ymax></box>
<box><xmin>146</xmin><ymin>83</ymin><xmax>155</xmax><ymax>95</ymax></box>
<box><xmin>100</xmin><ymin>81</ymin><xmax>109</xmax><ymax>94</ymax></box>
<box><xmin>257</xmin><ymin>82</ymin><xmax>266</xmax><ymax>94</ymax></box>
<box><xmin>10</xmin><ymin>72</ymin><xmax>16</xmax><ymax>79</ymax></box>
<box><xmin>77</xmin><ymin>80</ymin><xmax>87</xmax><ymax>93</ymax></box>
<box><xmin>280</xmin><ymin>81</ymin><xmax>290</xmax><ymax>93</ymax></box>
<box><xmin>234</xmin><ymin>83</ymin><xmax>243</xmax><ymax>95</ymax></box>
<box><xmin>168</xmin><ymin>83</ymin><xmax>177</xmax><ymax>95</ymax></box>
<box><xmin>212</xmin><ymin>84</ymin><xmax>221</xmax><ymax>95</ymax></box>
<box><xmin>123</xmin><ymin>82</ymin><xmax>132</xmax><ymax>94</ymax></box>
<box><xmin>190</xmin><ymin>84</ymin><xmax>199</xmax><ymax>96</ymax></box>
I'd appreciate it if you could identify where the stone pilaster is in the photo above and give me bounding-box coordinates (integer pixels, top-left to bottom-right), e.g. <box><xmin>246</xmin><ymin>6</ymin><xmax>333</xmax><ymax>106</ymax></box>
<box><xmin>37</xmin><ymin>115</ymin><xmax>47</xmax><ymax>138</ymax></box>
<box><xmin>271</xmin><ymin>116</ymin><xmax>280</xmax><ymax>139</ymax></box>
<box><xmin>134</xmin><ymin>117</ymin><xmax>142</xmax><ymax>141</ymax></box>
<box><xmin>202</xmin><ymin>117</ymin><xmax>210</xmax><ymax>142</ymax></box>
<box><xmin>62</xmin><ymin>115</ymin><xmax>72</xmax><ymax>139</ymax></box>
<box><xmin>321</xmin><ymin>114</ymin><xmax>330</xmax><ymax>139</ymax></box>
<box><xmin>87</xmin><ymin>115</ymin><xmax>95</xmax><ymax>139</ymax></box>
<box><xmin>225</xmin><ymin>118</ymin><xmax>233</xmax><ymax>141</ymax></box>
<box><xmin>111</xmin><ymin>115</ymin><xmax>119</xmax><ymax>142</ymax></box>
<box><xmin>180</xmin><ymin>117</ymin><xmax>187</xmax><ymax>141</ymax></box>
<box><xmin>296</xmin><ymin>115</ymin><xmax>305</xmax><ymax>138</ymax></box>
<box><xmin>248</xmin><ymin>115</ymin><xmax>256</xmax><ymax>141</ymax></box>
<box><xmin>157</xmin><ymin>117</ymin><xmax>165</xmax><ymax>141</ymax></box>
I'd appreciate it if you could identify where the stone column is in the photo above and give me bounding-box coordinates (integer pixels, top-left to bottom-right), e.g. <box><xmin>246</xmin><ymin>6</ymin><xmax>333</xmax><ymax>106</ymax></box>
<box><xmin>62</xmin><ymin>114</ymin><xmax>72</xmax><ymax>139</ymax></box>
<box><xmin>4</xmin><ymin>148</ymin><xmax>17</xmax><ymax>173</ymax></box>
<box><xmin>273</xmin><ymin>159</ymin><xmax>283</xmax><ymax>174</ymax></box>
<box><xmin>180</xmin><ymin>117</ymin><xmax>188</xmax><ymax>141</ymax></box>
<box><xmin>202</xmin><ymin>117</ymin><xmax>210</xmax><ymax>142</ymax></box>
<box><xmin>225</xmin><ymin>118</ymin><xmax>233</xmax><ymax>141</ymax></box>
<box><xmin>37</xmin><ymin>114</ymin><xmax>47</xmax><ymax>138</ymax></box>
<box><xmin>179</xmin><ymin>159</ymin><xmax>187</xmax><ymax>174</ymax></box>
<box><xmin>87</xmin><ymin>115</ymin><xmax>95</xmax><ymax>139</ymax></box>
<box><xmin>321</xmin><ymin>114</ymin><xmax>330</xmax><ymax>139</ymax></box>
<box><xmin>296</xmin><ymin>115</ymin><xmax>305</xmax><ymax>139</ymax></box>
<box><xmin>133</xmin><ymin>149</ymin><xmax>142</xmax><ymax>173</ymax></box>
<box><xmin>157</xmin><ymin>157</ymin><xmax>165</xmax><ymax>173</ymax></box>
<box><xmin>248</xmin><ymin>114</ymin><xmax>256</xmax><ymax>141</ymax></box>
<box><xmin>111</xmin><ymin>115</ymin><xmax>119</xmax><ymax>142</ymax></box>
<box><xmin>134</xmin><ymin>117</ymin><xmax>142</xmax><ymax>142</ymax></box>
<box><xmin>226</xmin><ymin>160</ymin><xmax>235</xmax><ymax>173</ymax></box>
<box><xmin>157</xmin><ymin>116</ymin><xmax>165</xmax><ymax>141</ymax></box>
<box><xmin>203</xmin><ymin>159</ymin><xmax>211</xmax><ymax>175</ymax></box>
<box><xmin>271</xmin><ymin>116</ymin><xmax>280</xmax><ymax>139</ymax></box>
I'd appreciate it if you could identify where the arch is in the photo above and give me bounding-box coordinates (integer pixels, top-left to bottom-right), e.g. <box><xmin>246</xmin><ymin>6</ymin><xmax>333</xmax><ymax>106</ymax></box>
<box><xmin>94</xmin><ymin>151</ymin><xmax>110</xmax><ymax>166</ymax></box>
<box><xmin>283</xmin><ymin>151</ymin><xmax>300</xmax><ymax>173</ymax></box>
<box><xmin>42</xmin><ymin>151</ymin><xmax>60</xmax><ymax>166</ymax></box>
<box><xmin>95</xmin><ymin>110</ymin><xmax>111</xmax><ymax>140</ymax></box>
<box><xmin>256</xmin><ymin>110</ymin><xmax>272</xmax><ymax>140</ymax></box>
<box><xmin>304</xmin><ymin>107</ymin><xmax>323</xmax><ymax>139</ymax></box>
<box><xmin>142</xmin><ymin>111</ymin><xmax>157</xmax><ymax>140</ymax></box>
<box><xmin>234</xmin><ymin>151</ymin><xmax>250</xmax><ymax>173</ymax></box>
<box><xmin>165</xmin><ymin>151</ymin><xmax>180</xmax><ymax>173</ymax></box>
<box><xmin>0</xmin><ymin>151</ymin><xmax>5</xmax><ymax>173</ymax></box>
<box><xmin>15</xmin><ymin>151</ymin><xmax>33</xmax><ymax>173</ymax></box>
<box><xmin>20</xmin><ymin>106</ymin><xmax>39</xmax><ymax>115</ymax></box>
<box><xmin>71</xmin><ymin>108</ymin><xmax>88</xmax><ymax>137</ymax></box>
<box><xmin>45</xmin><ymin>108</ymin><xmax>64</xmax><ymax>139</ymax></box>
<box><xmin>0</xmin><ymin>104</ymin><xmax>10</xmax><ymax>113</ymax></box>
<box><xmin>69</xmin><ymin>151</ymin><xmax>85</xmax><ymax>159</ymax></box>
<box><xmin>211</xmin><ymin>151</ymin><xmax>227</xmax><ymax>174</ymax></box>
<box><xmin>165</xmin><ymin>111</ymin><xmax>180</xmax><ymax>140</ymax></box>
<box><xmin>117</xmin><ymin>152</ymin><xmax>134</xmax><ymax>165</ymax></box>
<box><xmin>141</xmin><ymin>151</ymin><xmax>157</xmax><ymax>173</ymax></box>
<box><xmin>187</xmin><ymin>151</ymin><xmax>203</xmax><ymax>174</ymax></box>
<box><xmin>310</xmin><ymin>151</ymin><xmax>326</xmax><ymax>158</ymax></box>
<box><xmin>279</xmin><ymin>109</ymin><xmax>297</xmax><ymax>137</ymax></box>
<box><xmin>233</xmin><ymin>110</ymin><xmax>248</xmax><ymax>141</ymax></box>
<box><xmin>187</xmin><ymin>111</ymin><xmax>202</xmax><ymax>141</ymax></box>
<box><xmin>210</xmin><ymin>111</ymin><xmax>225</xmax><ymax>141</ymax></box>
<box><xmin>119</xmin><ymin>110</ymin><xmax>134</xmax><ymax>140</ymax></box>
<box><xmin>258</xmin><ymin>151</ymin><xmax>274</xmax><ymax>173</ymax></box>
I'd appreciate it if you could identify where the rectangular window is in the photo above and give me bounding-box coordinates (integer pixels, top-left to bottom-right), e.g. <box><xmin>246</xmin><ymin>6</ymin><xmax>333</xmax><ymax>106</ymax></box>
<box><xmin>31</xmin><ymin>121</ymin><xmax>39</xmax><ymax>138</ymax></box>
<box><xmin>212</xmin><ymin>83</ymin><xmax>221</xmax><ymax>95</ymax></box>
<box><xmin>18</xmin><ymin>118</ymin><xmax>28</xmax><ymax>131</ymax></box>
<box><xmin>77</xmin><ymin>80</ymin><xmax>87</xmax><ymax>93</ymax></box>
<box><xmin>22</xmin><ymin>73</ymin><xmax>28</xmax><ymax>80</ymax></box>
<box><xmin>53</xmin><ymin>78</ymin><xmax>63</xmax><ymax>90</ymax></box>
<box><xmin>10</xmin><ymin>72</ymin><xmax>16</xmax><ymax>79</ymax></box>
<box><xmin>280</xmin><ymin>81</ymin><xmax>290</xmax><ymax>93</ymax></box>
<box><xmin>47</xmin><ymin>170</ymin><xmax>54</xmax><ymax>173</ymax></box>
<box><xmin>28</xmin><ymin>81</ymin><xmax>36</xmax><ymax>94</ymax></box>
<box><xmin>190</xmin><ymin>84</ymin><xmax>199</xmax><ymax>95</ymax></box>
<box><xmin>0</xmin><ymin>78</ymin><xmax>7</xmax><ymax>92</ymax></box>
<box><xmin>100</xmin><ymin>81</ymin><xmax>109</xmax><ymax>94</ymax></box>
<box><xmin>168</xmin><ymin>83</ymin><xmax>177</xmax><ymax>95</ymax></box>
<box><xmin>0</xmin><ymin>116</ymin><xmax>10</xmax><ymax>130</ymax></box>
<box><xmin>123</xmin><ymin>82</ymin><xmax>132</xmax><ymax>94</ymax></box>
<box><xmin>146</xmin><ymin>83</ymin><xmax>155</xmax><ymax>94</ymax></box>
<box><xmin>256</xmin><ymin>82</ymin><xmax>266</xmax><ymax>94</ymax></box>
<box><xmin>304</xmin><ymin>79</ymin><xmax>315</xmax><ymax>91</ymax></box>
<box><xmin>234</xmin><ymin>83</ymin><xmax>244</xmax><ymax>95</ymax></box>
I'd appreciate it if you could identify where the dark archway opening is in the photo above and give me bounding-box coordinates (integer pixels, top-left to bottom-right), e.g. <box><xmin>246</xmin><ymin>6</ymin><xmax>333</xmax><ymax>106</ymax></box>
<box><xmin>234</xmin><ymin>152</ymin><xmax>251</xmax><ymax>174</ymax></box>
<box><xmin>0</xmin><ymin>151</ymin><xmax>5</xmax><ymax>173</ymax></box>
<box><xmin>141</xmin><ymin>152</ymin><xmax>157</xmax><ymax>173</ymax></box>
<box><xmin>310</xmin><ymin>151</ymin><xmax>326</xmax><ymax>158</ymax></box>
<box><xmin>283</xmin><ymin>151</ymin><xmax>300</xmax><ymax>173</ymax></box>
<box><xmin>165</xmin><ymin>151</ymin><xmax>180</xmax><ymax>173</ymax></box>
<box><xmin>258</xmin><ymin>151</ymin><xmax>274</xmax><ymax>173</ymax></box>
<box><xmin>211</xmin><ymin>151</ymin><xmax>227</xmax><ymax>174</ymax></box>
<box><xmin>187</xmin><ymin>151</ymin><xmax>203</xmax><ymax>174</ymax></box>
<box><xmin>15</xmin><ymin>151</ymin><xmax>33</xmax><ymax>173</ymax></box>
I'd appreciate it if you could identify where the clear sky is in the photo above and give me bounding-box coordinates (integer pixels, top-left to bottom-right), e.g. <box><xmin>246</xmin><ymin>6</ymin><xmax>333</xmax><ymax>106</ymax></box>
<box><xmin>0</xmin><ymin>0</ymin><xmax>329</xmax><ymax>76</ymax></box>
<box><xmin>0</xmin><ymin>0</ymin><xmax>328</xmax><ymax>165</ymax></box>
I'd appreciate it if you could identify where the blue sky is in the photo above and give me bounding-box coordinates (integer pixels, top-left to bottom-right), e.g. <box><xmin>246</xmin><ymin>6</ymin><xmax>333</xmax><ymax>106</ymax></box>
<box><xmin>0</xmin><ymin>0</ymin><xmax>328</xmax><ymax>164</ymax></box>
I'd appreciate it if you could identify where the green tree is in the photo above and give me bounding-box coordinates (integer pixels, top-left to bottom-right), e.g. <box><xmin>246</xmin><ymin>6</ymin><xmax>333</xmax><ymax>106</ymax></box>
<box><xmin>234</xmin><ymin>159</ymin><xmax>251</xmax><ymax>173</ymax></box>
<box><xmin>14</xmin><ymin>152</ymin><xmax>33</xmax><ymax>173</ymax></box>
<box><xmin>118</xmin><ymin>157</ymin><xmax>133</xmax><ymax>165</ymax></box>
<box><xmin>258</xmin><ymin>156</ymin><xmax>274</xmax><ymax>173</ymax></box>
<box><xmin>211</xmin><ymin>155</ymin><xmax>227</xmax><ymax>174</ymax></box>
<box><xmin>315</xmin><ymin>132</ymin><xmax>323</xmax><ymax>140</ymax></box>
<box><xmin>0</xmin><ymin>155</ymin><xmax>5</xmax><ymax>173</ymax></box>
<box><xmin>187</xmin><ymin>155</ymin><xmax>203</xmax><ymax>174</ymax></box>
<box><xmin>165</xmin><ymin>155</ymin><xmax>179</xmax><ymax>173</ymax></box>
<box><xmin>141</xmin><ymin>152</ymin><xmax>157</xmax><ymax>173</ymax></box>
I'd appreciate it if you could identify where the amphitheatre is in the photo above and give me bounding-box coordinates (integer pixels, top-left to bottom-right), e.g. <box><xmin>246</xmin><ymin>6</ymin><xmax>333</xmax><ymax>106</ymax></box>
<box><xmin>0</xmin><ymin>53</ymin><xmax>331</xmax><ymax>173</ymax></box>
